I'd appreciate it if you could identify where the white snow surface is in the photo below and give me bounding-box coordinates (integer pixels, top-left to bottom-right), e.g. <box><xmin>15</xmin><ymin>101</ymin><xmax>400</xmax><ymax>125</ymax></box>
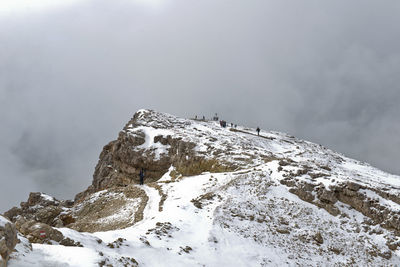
<box><xmin>8</xmin><ymin>109</ymin><xmax>400</xmax><ymax>266</ymax></box>
<box><xmin>0</xmin><ymin>215</ymin><xmax>11</xmax><ymax>227</ymax></box>
<box><xmin>128</xmin><ymin>126</ymin><xmax>173</xmax><ymax>160</ymax></box>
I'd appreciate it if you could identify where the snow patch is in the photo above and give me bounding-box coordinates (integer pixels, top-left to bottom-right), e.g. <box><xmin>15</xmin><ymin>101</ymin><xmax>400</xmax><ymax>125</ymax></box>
<box><xmin>0</xmin><ymin>215</ymin><xmax>10</xmax><ymax>227</ymax></box>
<box><xmin>40</xmin><ymin>193</ymin><xmax>55</xmax><ymax>202</ymax></box>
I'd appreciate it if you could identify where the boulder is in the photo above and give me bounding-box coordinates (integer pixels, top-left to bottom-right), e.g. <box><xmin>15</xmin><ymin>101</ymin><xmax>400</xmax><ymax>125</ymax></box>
<box><xmin>35</xmin><ymin>206</ymin><xmax>63</xmax><ymax>225</ymax></box>
<box><xmin>21</xmin><ymin>192</ymin><xmax>59</xmax><ymax>210</ymax></box>
<box><xmin>346</xmin><ymin>182</ymin><xmax>362</xmax><ymax>191</ymax></box>
<box><xmin>0</xmin><ymin>216</ymin><xmax>18</xmax><ymax>267</ymax></box>
<box><xmin>18</xmin><ymin>220</ymin><xmax>64</xmax><ymax>244</ymax></box>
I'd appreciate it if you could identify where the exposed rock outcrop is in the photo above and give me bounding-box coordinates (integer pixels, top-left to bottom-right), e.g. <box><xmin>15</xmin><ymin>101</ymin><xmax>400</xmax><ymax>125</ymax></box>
<box><xmin>0</xmin><ymin>216</ymin><xmax>18</xmax><ymax>267</ymax></box>
<box><xmin>4</xmin><ymin>192</ymin><xmax>74</xmax><ymax>228</ymax></box>
<box><xmin>280</xmin><ymin>162</ymin><xmax>400</xmax><ymax>236</ymax></box>
<box><xmin>69</xmin><ymin>185</ymin><xmax>148</xmax><ymax>233</ymax></box>
<box><xmin>2</xmin><ymin>192</ymin><xmax>83</xmax><ymax>248</ymax></box>
<box><xmin>76</xmin><ymin>110</ymin><xmax>237</xmax><ymax>201</ymax></box>
<box><xmin>18</xmin><ymin>220</ymin><xmax>64</xmax><ymax>244</ymax></box>
<box><xmin>12</xmin><ymin>217</ymin><xmax>79</xmax><ymax>246</ymax></box>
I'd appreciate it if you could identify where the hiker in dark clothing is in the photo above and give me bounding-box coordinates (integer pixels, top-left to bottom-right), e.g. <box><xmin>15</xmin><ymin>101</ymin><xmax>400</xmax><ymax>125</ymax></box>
<box><xmin>213</xmin><ymin>113</ymin><xmax>219</xmax><ymax>121</ymax></box>
<box><xmin>139</xmin><ymin>168</ymin><xmax>145</xmax><ymax>185</ymax></box>
<box><xmin>256</xmin><ymin>127</ymin><xmax>260</xmax><ymax>136</ymax></box>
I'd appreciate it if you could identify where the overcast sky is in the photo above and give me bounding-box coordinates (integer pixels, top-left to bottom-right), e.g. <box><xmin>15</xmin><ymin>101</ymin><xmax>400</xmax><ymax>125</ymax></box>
<box><xmin>1</xmin><ymin>0</ymin><xmax>400</xmax><ymax>212</ymax></box>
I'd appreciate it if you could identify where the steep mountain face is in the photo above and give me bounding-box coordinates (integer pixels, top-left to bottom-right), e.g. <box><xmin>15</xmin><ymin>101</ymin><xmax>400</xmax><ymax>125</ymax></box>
<box><xmin>4</xmin><ymin>109</ymin><xmax>400</xmax><ymax>266</ymax></box>
<box><xmin>75</xmin><ymin>110</ymin><xmax>250</xmax><ymax>201</ymax></box>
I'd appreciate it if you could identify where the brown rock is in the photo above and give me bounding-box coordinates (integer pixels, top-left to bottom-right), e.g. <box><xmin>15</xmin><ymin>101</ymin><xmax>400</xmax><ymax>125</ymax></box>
<box><xmin>343</xmin><ymin>188</ymin><xmax>358</xmax><ymax>197</ymax></box>
<box><xmin>346</xmin><ymin>182</ymin><xmax>361</xmax><ymax>191</ymax></box>
<box><xmin>35</xmin><ymin>206</ymin><xmax>62</xmax><ymax>225</ymax></box>
<box><xmin>276</xmin><ymin>228</ymin><xmax>291</xmax><ymax>234</ymax></box>
<box><xmin>280</xmin><ymin>178</ymin><xmax>296</xmax><ymax>187</ymax></box>
<box><xmin>318</xmin><ymin>202</ymin><xmax>340</xmax><ymax>216</ymax></box>
<box><xmin>3</xmin><ymin>207</ymin><xmax>22</xmax><ymax>222</ymax></box>
<box><xmin>69</xmin><ymin>186</ymin><xmax>149</xmax><ymax>233</ymax></box>
<box><xmin>19</xmin><ymin>221</ymin><xmax>64</xmax><ymax>244</ymax></box>
<box><xmin>313</xmin><ymin>232</ymin><xmax>324</xmax><ymax>244</ymax></box>
<box><xmin>60</xmin><ymin>213</ymin><xmax>76</xmax><ymax>226</ymax></box>
<box><xmin>318</xmin><ymin>189</ymin><xmax>337</xmax><ymax>204</ymax></box>
<box><xmin>289</xmin><ymin>188</ymin><xmax>315</xmax><ymax>203</ymax></box>
<box><xmin>0</xmin><ymin>216</ymin><xmax>18</xmax><ymax>266</ymax></box>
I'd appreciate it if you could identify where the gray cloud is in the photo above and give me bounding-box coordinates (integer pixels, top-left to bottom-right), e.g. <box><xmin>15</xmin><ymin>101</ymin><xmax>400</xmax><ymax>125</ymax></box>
<box><xmin>1</xmin><ymin>0</ymin><xmax>400</xmax><ymax>211</ymax></box>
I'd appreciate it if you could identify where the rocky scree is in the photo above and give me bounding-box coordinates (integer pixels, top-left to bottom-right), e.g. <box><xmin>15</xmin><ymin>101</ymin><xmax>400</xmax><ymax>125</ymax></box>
<box><xmin>279</xmin><ymin>160</ymin><xmax>400</xmax><ymax>239</ymax></box>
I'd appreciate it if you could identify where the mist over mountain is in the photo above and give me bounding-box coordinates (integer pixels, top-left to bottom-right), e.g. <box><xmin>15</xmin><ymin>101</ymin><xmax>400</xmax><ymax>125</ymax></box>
<box><xmin>1</xmin><ymin>0</ymin><xmax>400</xmax><ymax>217</ymax></box>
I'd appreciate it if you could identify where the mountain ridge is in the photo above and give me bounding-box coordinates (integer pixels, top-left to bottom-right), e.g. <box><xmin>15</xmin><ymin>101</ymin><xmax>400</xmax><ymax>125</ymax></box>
<box><xmin>2</xmin><ymin>109</ymin><xmax>400</xmax><ymax>266</ymax></box>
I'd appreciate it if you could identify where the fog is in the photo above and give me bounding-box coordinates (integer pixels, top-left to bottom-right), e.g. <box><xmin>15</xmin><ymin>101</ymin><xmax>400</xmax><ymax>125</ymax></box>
<box><xmin>1</xmin><ymin>0</ymin><xmax>400</xmax><ymax>211</ymax></box>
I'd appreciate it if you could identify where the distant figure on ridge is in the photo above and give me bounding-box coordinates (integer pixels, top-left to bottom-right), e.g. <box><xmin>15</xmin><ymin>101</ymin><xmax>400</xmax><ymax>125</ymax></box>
<box><xmin>256</xmin><ymin>127</ymin><xmax>260</xmax><ymax>136</ymax></box>
<box><xmin>139</xmin><ymin>168</ymin><xmax>145</xmax><ymax>185</ymax></box>
<box><xmin>213</xmin><ymin>113</ymin><xmax>219</xmax><ymax>121</ymax></box>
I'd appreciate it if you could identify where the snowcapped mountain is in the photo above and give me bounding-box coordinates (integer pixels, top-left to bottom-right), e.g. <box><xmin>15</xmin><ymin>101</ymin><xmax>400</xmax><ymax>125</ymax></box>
<box><xmin>3</xmin><ymin>109</ymin><xmax>400</xmax><ymax>266</ymax></box>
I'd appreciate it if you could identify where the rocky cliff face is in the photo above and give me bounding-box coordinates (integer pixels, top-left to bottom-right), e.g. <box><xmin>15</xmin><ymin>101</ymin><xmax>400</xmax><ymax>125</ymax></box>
<box><xmin>75</xmin><ymin>109</ymin><xmax>245</xmax><ymax>201</ymax></box>
<box><xmin>4</xmin><ymin>109</ymin><xmax>400</xmax><ymax>266</ymax></box>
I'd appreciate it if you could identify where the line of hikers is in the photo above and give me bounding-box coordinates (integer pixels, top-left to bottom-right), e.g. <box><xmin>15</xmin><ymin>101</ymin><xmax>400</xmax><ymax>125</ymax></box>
<box><xmin>219</xmin><ymin>120</ymin><xmax>239</xmax><ymax>129</ymax></box>
<box><xmin>195</xmin><ymin>113</ymin><xmax>260</xmax><ymax>135</ymax></box>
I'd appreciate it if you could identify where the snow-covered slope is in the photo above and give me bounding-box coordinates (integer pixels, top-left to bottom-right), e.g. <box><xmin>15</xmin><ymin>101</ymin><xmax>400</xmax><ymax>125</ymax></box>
<box><xmin>7</xmin><ymin>109</ymin><xmax>400</xmax><ymax>266</ymax></box>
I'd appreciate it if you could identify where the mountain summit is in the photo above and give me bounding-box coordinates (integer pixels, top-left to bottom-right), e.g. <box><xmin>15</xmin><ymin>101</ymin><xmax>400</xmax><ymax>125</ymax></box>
<box><xmin>3</xmin><ymin>109</ymin><xmax>400</xmax><ymax>266</ymax></box>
